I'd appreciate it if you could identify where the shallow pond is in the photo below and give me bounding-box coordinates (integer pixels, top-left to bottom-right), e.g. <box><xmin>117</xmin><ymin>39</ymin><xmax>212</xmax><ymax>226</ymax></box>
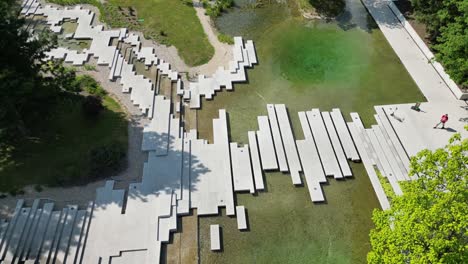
<box><xmin>197</xmin><ymin>0</ymin><xmax>424</xmax><ymax>263</ymax></box>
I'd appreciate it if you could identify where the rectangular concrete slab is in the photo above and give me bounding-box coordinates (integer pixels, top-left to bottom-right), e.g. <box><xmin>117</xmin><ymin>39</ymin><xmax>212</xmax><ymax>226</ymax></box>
<box><xmin>322</xmin><ymin>111</ymin><xmax>352</xmax><ymax>177</ymax></box>
<box><xmin>348</xmin><ymin>121</ymin><xmax>390</xmax><ymax>210</ymax></box>
<box><xmin>330</xmin><ymin>108</ymin><xmax>360</xmax><ymax>161</ymax></box>
<box><xmin>230</xmin><ymin>143</ymin><xmax>255</xmax><ymax>193</ymax></box>
<box><xmin>236</xmin><ymin>206</ymin><xmax>248</xmax><ymax>230</ymax></box>
<box><xmin>142</xmin><ymin>95</ymin><xmax>171</xmax><ymax>153</ymax></box>
<box><xmin>296</xmin><ymin>140</ymin><xmax>326</xmax><ymax>202</ymax></box>
<box><xmin>256</xmin><ymin>116</ymin><xmax>278</xmax><ymax>170</ymax></box>
<box><xmin>210</xmin><ymin>225</ymin><xmax>221</xmax><ymax>251</ymax></box>
<box><xmin>275</xmin><ymin>104</ymin><xmax>302</xmax><ymax>184</ymax></box>
<box><xmin>267</xmin><ymin>104</ymin><xmax>288</xmax><ymax>172</ymax></box>
<box><xmin>307</xmin><ymin>109</ymin><xmax>343</xmax><ymax>179</ymax></box>
<box><xmin>248</xmin><ymin>131</ymin><xmax>264</xmax><ymax>190</ymax></box>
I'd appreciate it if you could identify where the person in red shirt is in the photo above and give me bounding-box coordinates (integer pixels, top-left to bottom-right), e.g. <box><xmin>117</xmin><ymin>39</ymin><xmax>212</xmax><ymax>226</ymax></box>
<box><xmin>434</xmin><ymin>114</ymin><xmax>449</xmax><ymax>129</ymax></box>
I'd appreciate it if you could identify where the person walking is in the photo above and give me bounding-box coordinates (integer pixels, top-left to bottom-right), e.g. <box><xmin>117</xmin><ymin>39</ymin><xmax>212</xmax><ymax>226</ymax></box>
<box><xmin>434</xmin><ymin>114</ymin><xmax>448</xmax><ymax>129</ymax></box>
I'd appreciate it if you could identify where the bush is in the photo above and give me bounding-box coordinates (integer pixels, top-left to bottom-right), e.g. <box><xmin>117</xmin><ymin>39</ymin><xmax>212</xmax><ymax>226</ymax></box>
<box><xmin>205</xmin><ymin>0</ymin><xmax>234</xmax><ymax>18</ymax></box>
<box><xmin>89</xmin><ymin>141</ymin><xmax>126</xmax><ymax>178</ymax></box>
<box><xmin>34</xmin><ymin>184</ymin><xmax>43</xmax><ymax>192</ymax></box>
<box><xmin>218</xmin><ymin>33</ymin><xmax>234</xmax><ymax>44</ymax></box>
<box><xmin>75</xmin><ymin>75</ymin><xmax>107</xmax><ymax>97</ymax></box>
<box><xmin>82</xmin><ymin>95</ymin><xmax>104</xmax><ymax>117</ymax></box>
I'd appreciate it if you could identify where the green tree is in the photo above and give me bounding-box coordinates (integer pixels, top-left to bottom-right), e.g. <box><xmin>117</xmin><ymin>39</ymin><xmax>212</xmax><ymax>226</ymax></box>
<box><xmin>410</xmin><ymin>0</ymin><xmax>467</xmax><ymax>88</ymax></box>
<box><xmin>0</xmin><ymin>0</ymin><xmax>79</xmax><ymax>142</ymax></box>
<box><xmin>368</xmin><ymin>129</ymin><xmax>468</xmax><ymax>263</ymax></box>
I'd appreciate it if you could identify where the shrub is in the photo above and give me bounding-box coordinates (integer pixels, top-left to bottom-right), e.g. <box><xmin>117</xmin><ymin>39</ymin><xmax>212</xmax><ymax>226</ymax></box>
<box><xmin>34</xmin><ymin>184</ymin><xmax>43</xmax><ymax>192</ymax></box>
<box><xmin>217</xmin><ymin>33</ymin><xmax>234</xmax><ymax>44</ymax></box>
<box><xmin>89</xmin><ymin>141</ymin><xmax>126</xmax><ymax>178</ymax></box>
<box><xmin>75</xmin><ymin>75</ymin><xmax>107</xmax><ymax>97</ymax></box>
<box><xmin>82</xmin><ymin>95</ymin><xmax>104</xmax><ymax>117</ymax></box>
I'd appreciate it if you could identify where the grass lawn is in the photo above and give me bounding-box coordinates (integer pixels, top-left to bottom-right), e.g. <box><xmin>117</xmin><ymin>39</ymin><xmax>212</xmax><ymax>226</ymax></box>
<box><xmin>0</xmin><ymin>93</ymin><xmax>128</xmax><ymax>194</ymax></box>
<box><xmin>48</xmin><ymin>0</ymin><xmax>214</xmax><ymax>66</ymax></box>
<box><xmin>106</xmin><ymin>0</ymin><xmax>214</xmax><ymax>66</ymax></box>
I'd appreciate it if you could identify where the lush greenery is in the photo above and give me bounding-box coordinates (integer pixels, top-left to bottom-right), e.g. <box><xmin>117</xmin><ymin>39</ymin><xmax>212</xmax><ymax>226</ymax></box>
<box><xmin>217</xmin><ymin>33</ymin><xmax>234</xmax><ymax>44</ymax></box>
<box><xmin>411</xmin><ymin>0</ymin><xmax>467</xmax><ymax>88</ymax></box>
<box><xmin>203</xmin><ymin>0</ymin><xmax>234</xmax><ymax>18</ymax></box>
<box><xmin>49</xmin><ymin>0</ymin><xmax>214</xmax><ymax>66</ymax></box>
<box><xmin>0</xmin><ymin>0</ymin><xmax>127</xmax><ymax>193</ymax></box>
<box><xmin>309</xmin><ymin>0</ymin><xmax>345</xmax><ymax>17</ymax></box>
<box><xmin>368</xmin><ymin>130</ymin><xmax>468</xmax><ymax>263</ymax></box>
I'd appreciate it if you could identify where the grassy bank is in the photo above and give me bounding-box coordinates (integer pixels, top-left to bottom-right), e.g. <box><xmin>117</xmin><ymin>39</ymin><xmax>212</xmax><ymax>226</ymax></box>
<box><xmin>0</xmin><ymin>84</ymin><xmax>128</xmax><ymax>194</ymax></box>
<box><xmin>47</xmin><ymin>0</ymin><xmax>214</xmax><ymax>66</ymax></box>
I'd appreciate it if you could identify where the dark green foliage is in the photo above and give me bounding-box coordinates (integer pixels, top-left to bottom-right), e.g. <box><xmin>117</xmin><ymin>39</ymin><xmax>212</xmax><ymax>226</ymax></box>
<box><xmin>0</xmin><ymin>0</ymin><xmax>56</xmax><ymax>141</ymax></box>
<box><xmin>205</xmin><ymin>0</ymin><xmax>234</xmax><ymax>18</ymax></box>
<box><xmin>309</xmin><ymin>0</ymin><xmax>345</xmax><ymax>17</ymax></box>
<box><xmin>82</xmin><ymin>95</ymin><xmax>104</xmax><ymax>117</ymax></box>
<box><xmin>74</xmin><ymin>74</ymin><xmax>107</xmax><ymax>97</ymax></box>
<box><xmin>0</xmin><ymin>0</ymin><xmax>83</xmax><ymax>143</ymax></box>
<box><xmin>89</xmin><ymin>141</ymin><xmax>126</xmax><ymax>179</ymax></box>
<box><xmin>411</xmin><ymin>0</ymin><xmax>467</xmax><ymax>88</ymax></box>
<box><xmin>217</xmin><ymin>33</ymin><xmax>234</xmax><ymax>44</ymax></box>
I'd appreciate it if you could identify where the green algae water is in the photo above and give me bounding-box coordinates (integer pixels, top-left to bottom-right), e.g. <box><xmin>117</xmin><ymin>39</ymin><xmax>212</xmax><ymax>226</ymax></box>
<box><xmin>197</xmin><ymin>0</ymin><xmax>425</xmax><ymax>263</ymax></box>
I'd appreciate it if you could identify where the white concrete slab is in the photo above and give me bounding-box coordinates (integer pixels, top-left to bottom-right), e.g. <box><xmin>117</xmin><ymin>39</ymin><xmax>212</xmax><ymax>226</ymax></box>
<box><xmin>236</xmin><ymin>206</ymin><xmax>248</xmax><ymax>230</ymax></box>
<box><xmin>210</xmin><ymin>225</ymin><xmax>221</xmax><ymax>251</ymax></box>
<box><xmin>348</xmin><ymin>122</ymin><xmax>390</xmax><ymax>210</ymax></box>
<box><xmin>230</xmin><ymin>143</ymin><xmax>255</xmax><ymax>193</ymax></box>
<box><xmin>248</xmin><ymin>131</ymin><xmax>264</xmax><ymax>190</ymax></box>
<box><xmin>322</xmin><ymin>111</ymin><xmax>352</xmax><ymax>177</ymax></box>
<box><xmin>142</xmin><ymin>95</ymin><xmax>171</xmax><ymax>153</ymax></box>
<box><xmin>330</xmin><ymin>108</ymin><xmax>360</xmax><ymax>161</ymax></box>
<box><xmin>256</xmin><ymin>116</ymin><xmax>278</xmax><ymax>170</ymax></box>
<box><xmin>307</xmin><ymin>109</ymin><xmax>343</xmax><ymax>179</ymax></box>
<box><xmin>267</xmin><ymin>104</ymin><xmax>288</xmax><ymax>172</ymax></box>
<box><xmin>275</xmin><ymin>104</ymin><xmax>302</xmax><ymax>184</ymax></box>
<box><xmin>296</xmin><ymin>140</ymin><xmax>326</xmax><ymax>202</ymax></box>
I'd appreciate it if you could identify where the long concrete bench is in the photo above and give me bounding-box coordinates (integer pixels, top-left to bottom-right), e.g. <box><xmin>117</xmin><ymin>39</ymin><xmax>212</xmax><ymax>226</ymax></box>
<box><xmin>25</xmin><ymin>203</ymin><xmax>54</xmax><ymax>261</ymax></box>
<box><xmin>275</xmin><ymin>104</ymin><xmax>302</xmax><ymax>185</ymax></box>
<box><xmin>54</xmin><ymin>205</ymin><xmax>78</xmax><ymax>263</ymax></box>
<box><xmin>371</xmin><ymin>125</ymin><xmax>407</xmax><ymax>182</ymax></box>
<box><xmin>0</xmin><ymin>200</ymin><xmax>25</xmax><ymax>260</ymax></box>
<box><xmin>37</xmin><ymin>211</ymin><xmax>61</xmax><ymax>263</ymax></box>
<box><xmin>367</xmin><ymin>128</ymin><xmax>404</xmax><ymax>195</ymax></box>
<box><xmin>248</xmin><ymin>131</ymin><xmax>265</xmax><ymax>190</ymax></box>
<box><xmin>375</xmin><ymin>107</ymin><xmax>410</xmax><ymax>172</ymax></box>
<box><xmin>4</xmin><ymin>207</ymin><xmax>31</xmax><ymax>262</ymax></box>
<box><xmin>236</xmin><ymin>206</ymin><xmax>248</xmax><ymax>230</ymax></box>
<box><xmin>267</xmin><ymin>104</ymin><xmax>288</xmax><ymax>172</ymax></box>
<box><xmin>231</xmin><ymin>143</ymin><xmax>256</xmax><ymax>193</ymax></box>
<box><xmin>330</xmin><ymin>109</ymin><xmax>360</xmax><ymax>161</ymax></box>
<box><xmin>14</xmin><ymin>200</ymin><xmax>39</xmax><ymax>262</ymax></box>
<box><xmin>307</xmin><ymin>109</ymin><xmax>343</xmax><ymax>179</ymax></box>
<box><xmin>296</xmin><ymin>140</ymin><xmax>326</xmax><ymax>202</ymax></box>
<box><xmin>322</xmin><ymin>111</ymin><xmax>352</xmax><ymax>177</ymax></box>
<box><xmin>210</xmin><ymin>225</ymin><xmax>221</xmax><ymax>251</ymax></box>
<box><xmin>142</xmin><ymin>95</ymin><xmax>171</xmax><ymax>153</ymax></box>
<box><xmin>256</xmin><ymin>116</ymin><xmax>278</xmax><ymax>170</ymax></box>
<box><xmin>348</xmin><ymin>121</ymin><xmax>390</xmax><ymax>210</ymax></box>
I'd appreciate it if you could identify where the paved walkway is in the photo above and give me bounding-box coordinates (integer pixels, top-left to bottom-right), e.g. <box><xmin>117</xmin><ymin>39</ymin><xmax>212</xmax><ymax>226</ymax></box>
<box><xmin>362</xmin><ymin>0</ymin><xmax>467</xmax><ymax>154</ymax></box>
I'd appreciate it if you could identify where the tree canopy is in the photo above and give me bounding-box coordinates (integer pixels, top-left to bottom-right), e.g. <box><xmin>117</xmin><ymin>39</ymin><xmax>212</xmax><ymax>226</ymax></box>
<box><xmin>0</xmin><ymin>0</ymin><xmax>78</xmax><ymax>143</ymax></box>
<box><xmin>411</xmin><ymin>0</ymin><xmax>467</xmax><ymax>88</ymax></box>
<box><xmin>368</xmin><ymin>129</ymin><xmax>468</xmax><ymax>263</ymax></box>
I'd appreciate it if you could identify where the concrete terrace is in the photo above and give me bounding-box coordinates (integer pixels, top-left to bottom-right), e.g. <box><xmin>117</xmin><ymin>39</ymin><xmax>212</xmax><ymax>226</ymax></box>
<box><xmin>0</xmin><ymin>0</ymin><xmax>466</xmax><ymax>263</ymax></box>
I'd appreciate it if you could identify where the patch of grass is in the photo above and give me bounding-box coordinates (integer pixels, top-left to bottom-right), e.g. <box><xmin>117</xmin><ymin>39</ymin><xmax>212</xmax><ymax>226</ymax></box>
<box><xmin>0</xmin><ymin>91</ymin><xmax>128</xmax><ymax>192</ymax></box>
<box><xmin>105</xmin><ymin>0</ymin><xmax>214</xmax><ymax>66</ymax></box>
<box><xmin>47</xmin><ymin>0</ymin><xmax>214</xmax><ymax>66</ymax></box>
<box><xmin>217</xmin><ymin>33</ymin><xmax>234</xmax><ymax>44</ymax></box>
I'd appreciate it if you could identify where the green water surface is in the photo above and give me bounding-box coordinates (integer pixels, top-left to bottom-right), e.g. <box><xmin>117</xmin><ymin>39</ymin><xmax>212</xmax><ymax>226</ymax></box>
<box><xmin>197</xmin><ymin>0</ymin><xmax>425</xmax><ymax>263</ymax></box>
